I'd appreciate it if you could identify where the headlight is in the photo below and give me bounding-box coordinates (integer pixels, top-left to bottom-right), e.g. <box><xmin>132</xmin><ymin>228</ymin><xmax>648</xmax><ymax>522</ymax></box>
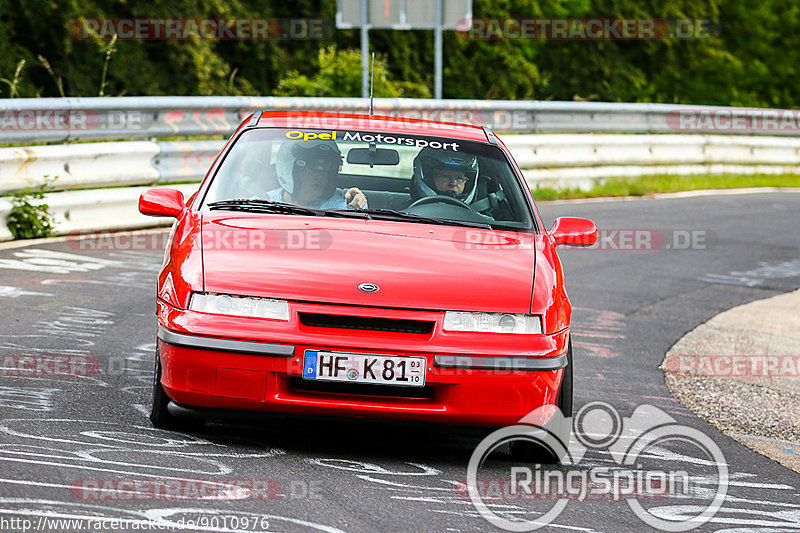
<box><xmin>189</xmin><ymin>293</ymin><xmax>290</xmax><ymax>321</ymax></box>
<box><xmin>443</xmin><ymin>311</ymin><xmax>543</xmax><ymax>334</ymax></box>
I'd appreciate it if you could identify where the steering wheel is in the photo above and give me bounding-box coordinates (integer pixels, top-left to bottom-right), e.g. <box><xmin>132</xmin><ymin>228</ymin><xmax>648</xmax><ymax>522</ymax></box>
<box><xmin>408</xmin><ymin>195</ymin><xmax>476</xmax><ymax>211</ymax></box>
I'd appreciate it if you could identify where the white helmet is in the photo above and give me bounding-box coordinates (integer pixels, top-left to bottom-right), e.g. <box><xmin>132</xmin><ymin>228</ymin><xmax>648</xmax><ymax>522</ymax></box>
<box><xmin>276</xmin><ymin>139</ymin><xmax>342</xmax><ymax>196</ymax></box>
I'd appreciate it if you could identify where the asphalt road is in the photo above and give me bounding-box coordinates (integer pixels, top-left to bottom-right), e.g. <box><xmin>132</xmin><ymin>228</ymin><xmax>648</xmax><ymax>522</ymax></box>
<box><xmin>0</xmin><ymin>191</ymin><xmax>799</xmax><ymax>533</ymax></box>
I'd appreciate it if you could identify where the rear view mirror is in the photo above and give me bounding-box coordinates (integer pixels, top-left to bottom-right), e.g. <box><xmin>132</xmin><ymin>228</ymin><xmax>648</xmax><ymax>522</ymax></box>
<box><xmin>550</xmin><ymin>217</ymin><xmax>598</xmax><ymax>246</ymax></box>
<box><xmin>347</xmin><ymin>147</ymin><xmax>400</xmax><ymax>167</ymax></box>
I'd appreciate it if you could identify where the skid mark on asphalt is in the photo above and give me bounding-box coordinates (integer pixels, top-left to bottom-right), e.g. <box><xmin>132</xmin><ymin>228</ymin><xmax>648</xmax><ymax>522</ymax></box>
<box><xmin>132</xmin><ymin>404</ymin><xmax>150</xmax><ymax>418</ymax></box>
<box><xmin>303</xmin><ymin>442</ymin><xmax>800</xmax><ymax>531</ymax></box>
<box><xmin>0</xmin><ymin>249</ymin><xmax>125</xmax><ymax>274</ymax></box>
<box><xmin>0</xmin><ymin>307</ymin><xmax>117</xmax><ymax>390</ymax></box>
<box><xmin>114</xmin><ymin>343</ymin><xmax>157</xmax><ymax>396</ymax></box>
<box><xmin>0</xmin><ymin>419</ymin><xmax>284</xmax><ymax>492</ymax></box>
<box><xmin>0</xmin><ymin>418</ymin><xmax>349</xmax><ymax>532</ymax></box>
<box><xmin>733</xmin><ymin>434</ymin><xmax>800</xmax><ymax>457</ymax></box>
<box><xmin>35</xmin><ymin>306</ymin><xmax>114</xmax><ymax>339</ymax></box>
<box><xmin>39</xmin><ymin>269</ymin><xmax>154</xmax><ymax>290</ymax></box>
<box><xmin>598</xmin><ymin>392</ymin><xmax>693</xmax><ymax>419</ymax></box>
<box><xmin>699</xmin><ymin>258</ymin><xmax>800</xmax><ymax>287</ymax></box>
<box><xmin>571</xmin><ymin>307</ymin><xmax>625</xmax><ymax>358</ymax></box>
<box><xmin>0</xmin><ymin>285</ymin><xmax>53</xmax><ymax>298</ymax></box>
<box><xmin>0</xmin><ymin>499</ymin><xmax>346</xmax><ymax>533</ymax></box>
<box><xmin>0</xmin><ymin>386</ymin><xmax>59</xmax><ymax>411</ymax></box>
<box><xmin>305</xmin><ymin>458</ymin><xmax>598</xmax><ymax>532</ymax></box>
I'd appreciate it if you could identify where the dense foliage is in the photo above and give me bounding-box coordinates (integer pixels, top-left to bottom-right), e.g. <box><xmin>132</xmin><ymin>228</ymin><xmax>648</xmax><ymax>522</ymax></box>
<box><xmin>1</xmin><ymin>0</ymin><xmax>798</xmax><ymax>107</ymax></box>
<box><xmin>6</xmin><ymin>176</ymin><xmax>57</xmax><ymax>239</ymax></box>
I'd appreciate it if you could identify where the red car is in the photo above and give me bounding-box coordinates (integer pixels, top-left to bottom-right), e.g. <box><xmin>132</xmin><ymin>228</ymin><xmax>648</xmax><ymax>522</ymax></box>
<box><xmin>139</xmin><ymin>111</ymin><xmax>596</xmax><ymax>440</ymax></box>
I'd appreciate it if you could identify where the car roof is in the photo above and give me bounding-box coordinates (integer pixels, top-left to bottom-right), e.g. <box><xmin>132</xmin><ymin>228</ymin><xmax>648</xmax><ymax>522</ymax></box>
<box><xmin>254</xmin><ymin>111</ymin><xmax>491</xmax><ymax>143</ymax></box>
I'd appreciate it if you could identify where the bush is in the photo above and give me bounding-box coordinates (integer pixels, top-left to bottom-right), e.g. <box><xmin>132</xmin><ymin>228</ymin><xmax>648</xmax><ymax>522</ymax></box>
<box><xmin>6</xmin><ymin>176</ymin><xmax>57</xmax><ymax>240</ymax></box>
<box><xmin>275</xmin><ymin>45</ymin><xmax>431</xmax><ymax>98</ymax></box>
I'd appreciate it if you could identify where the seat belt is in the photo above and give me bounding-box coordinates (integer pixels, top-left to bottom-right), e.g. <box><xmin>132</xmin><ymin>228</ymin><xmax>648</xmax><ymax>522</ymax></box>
<box><xmin>471</xmin><ymin>189</ymin><xmax>506</xmax><ymax>212</ymax></box>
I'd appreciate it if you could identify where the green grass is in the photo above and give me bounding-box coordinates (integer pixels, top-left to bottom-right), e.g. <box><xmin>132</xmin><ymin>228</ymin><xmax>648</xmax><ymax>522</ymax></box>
<box><xmin>532</xmin><ymin>173</ymin><xmax>800</xmax><ymax>200</ymax></box>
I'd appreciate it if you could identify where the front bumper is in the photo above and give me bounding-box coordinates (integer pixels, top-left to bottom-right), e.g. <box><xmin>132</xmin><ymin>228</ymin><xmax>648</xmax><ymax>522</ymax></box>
<box><xmin>156</xmin><ymin>299</ymin><xmax>569</xmax><ymax>427</ymax></box>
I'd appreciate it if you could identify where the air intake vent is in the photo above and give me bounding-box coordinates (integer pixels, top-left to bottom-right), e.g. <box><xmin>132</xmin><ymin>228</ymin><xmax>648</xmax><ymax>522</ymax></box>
<box><xmin>298</xmin><ymin>312</ymin><xmax>434</xmax><ymax>334</ymax></box>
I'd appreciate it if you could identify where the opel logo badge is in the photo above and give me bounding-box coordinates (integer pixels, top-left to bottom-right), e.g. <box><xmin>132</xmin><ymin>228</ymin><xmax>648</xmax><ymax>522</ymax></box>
<box><xmin>358</xmin><ymin>283</ymin><xmax>379</xmax><ymax>293</ymax></box>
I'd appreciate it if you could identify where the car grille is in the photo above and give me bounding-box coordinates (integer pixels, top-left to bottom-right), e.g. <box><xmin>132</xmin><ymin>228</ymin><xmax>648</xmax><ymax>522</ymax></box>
<box><xmin>289</xmin><ymin>378</ymin><xmax>435</xmax><ymax>400</ymax></box>
<box><xmin>298</xmin><ymin>312</ymin><xmax>434</xmax><ymax>334</ymax></box>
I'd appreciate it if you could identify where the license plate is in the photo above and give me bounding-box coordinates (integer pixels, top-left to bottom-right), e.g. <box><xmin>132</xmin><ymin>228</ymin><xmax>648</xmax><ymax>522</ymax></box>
<box><xmin>303</xmin><ymin>350</ymin><xmax>426</xmax><ymax>387</ymax></box>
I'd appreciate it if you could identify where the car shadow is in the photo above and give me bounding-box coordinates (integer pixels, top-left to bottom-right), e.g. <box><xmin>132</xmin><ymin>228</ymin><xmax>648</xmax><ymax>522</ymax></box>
<box><xmin>192</xmin><ymin>415</ymin><xmax>494</xmax><ymax>465</ymax></box>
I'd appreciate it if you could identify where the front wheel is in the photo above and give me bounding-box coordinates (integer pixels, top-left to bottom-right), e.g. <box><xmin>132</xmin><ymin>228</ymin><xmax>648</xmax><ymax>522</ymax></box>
<box><xmin>150</xmin><ymin>344</ymin><xmax>202</xmax><ymax>430</ymax></box>
<box><xmin>509</xmin><ymin>340</ymin><xmax>573</xmax><ymax>464</ymax></box>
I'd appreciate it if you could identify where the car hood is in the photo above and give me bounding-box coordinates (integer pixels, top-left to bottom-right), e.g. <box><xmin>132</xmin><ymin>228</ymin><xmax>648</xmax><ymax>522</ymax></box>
<box><xmin>201</xmin><ymin>213</ymin><xmax>536</xmax><ymax>313</ymax></box>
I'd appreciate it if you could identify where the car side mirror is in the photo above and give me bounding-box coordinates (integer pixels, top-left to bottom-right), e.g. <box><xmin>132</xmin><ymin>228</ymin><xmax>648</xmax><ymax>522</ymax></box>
<box><xmin>550</xmin><ymin>217</ymin><xmax>597</xmax><ymax>246</ymax></box>
<box><xmin>139</xmin><ymin>188</ymin><xmax>186</xmax><ymax>218</ymax></box>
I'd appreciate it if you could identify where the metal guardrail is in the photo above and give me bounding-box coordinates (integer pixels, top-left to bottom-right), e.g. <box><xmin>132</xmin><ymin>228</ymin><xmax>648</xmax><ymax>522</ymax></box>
<box><xmin>0</xmin><ymin>141</ymin><xmax>160</xmax><ymax>194</ymax></box>
<box><xmin>505</xmin><ymin>134</ymin><xmax>800</xmax><ymax>167</ymax></box>
<box><xmin>505</xmin><ymin>134</ymin><xmax>800</xmax><ymax>188</ymax></box>
<box><xmin>3</xmin><ymin>96</ymin><xmax>800</xmax><ymax>145</ymax></box>
<box><xmin>3</xmin><ymin>134</ymin><xmax>800</xmax><ymax>195</ymax></box>
<box><xmin>153</xmin><ymin>140</ymin><xmax>226</xmax><ymax>183</ymax></box>
<box><xmin>0</xmin><ymin>184</ymin><xmax>200</xmax><ymax>242</ymax></box>
<box><xmin>0</xmin><ymin>140</ymin><xmax>225</xmax><ymax>194</ymax></box>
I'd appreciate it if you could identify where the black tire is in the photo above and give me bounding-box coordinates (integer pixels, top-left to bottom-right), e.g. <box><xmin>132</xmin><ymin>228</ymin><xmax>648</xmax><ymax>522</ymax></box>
<box><xmin>150</xmin><ymin>344</ymin><xmax>203</xmax><ymax>430</ymax></box>
<box><xmin>509</xmin><ymin>340</ymin><xmax>573</xmax><ymax>464</ymax></box>
<box><xmin>557</xmin><ymin>339</ymin><xmax>574</xmax><ymax>418</ymax></box>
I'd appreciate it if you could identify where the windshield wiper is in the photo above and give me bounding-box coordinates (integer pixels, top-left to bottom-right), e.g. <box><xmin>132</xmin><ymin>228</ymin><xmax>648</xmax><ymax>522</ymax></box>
<box><xmin>353</xmin><ymin>208</ymin><xmax>492</xmax><ymax>229</ymax></box>
<box><xmin>207</xmin><ymin>201</ymin><xmax>491</xmax><ymax>228</ymax></box>
<box><xmin>207</xmin><ymin>199</ymin><xmax>321</xmax><ymax>216</ymax></box>
<box><xmin>209</xmin><ymin>200</ymin><xmax>372</xmax><ymax>220</ymax></box>
<box><xmin>323</xmin><ymin>209</ymin><xmax>372</xmax><ymax>220</ymax></box>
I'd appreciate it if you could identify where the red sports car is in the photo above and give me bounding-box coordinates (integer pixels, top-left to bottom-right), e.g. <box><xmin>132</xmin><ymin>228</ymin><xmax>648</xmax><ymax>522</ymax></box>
<box><xmin>139</xmin><ymin>111</ymin><xmax>596</xmax><ymax>440</ymax></box>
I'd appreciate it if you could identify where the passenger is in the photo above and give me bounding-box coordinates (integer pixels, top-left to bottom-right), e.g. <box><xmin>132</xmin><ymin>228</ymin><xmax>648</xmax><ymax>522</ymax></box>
<box><xmin>272</xmin><ymin>139</ymin><xmax>366</xmax><ymax>209</ymax></box>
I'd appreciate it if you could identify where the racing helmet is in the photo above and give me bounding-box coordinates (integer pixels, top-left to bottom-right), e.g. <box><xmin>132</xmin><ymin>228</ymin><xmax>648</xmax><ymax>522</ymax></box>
<box><xmin>411</xmin><ymin>147</ymin><xmax>479</xmax><ymax>203</ymax></box>
<box><xmin>275</xmin><ymin>139</ymin><xmax>342</xmax><ymax>197</ymax></box>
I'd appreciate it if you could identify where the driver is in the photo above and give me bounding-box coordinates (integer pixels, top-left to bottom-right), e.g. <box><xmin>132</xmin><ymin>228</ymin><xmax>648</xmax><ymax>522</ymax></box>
<box><xmin>410</xmin><ymin>147</ymin><xmax>478</xmax><ymax>203</ymax></box>
<box><xmin>272</xmin><ymin>139</ymin><xmax>367</xmax><ymax>209</ymax></box>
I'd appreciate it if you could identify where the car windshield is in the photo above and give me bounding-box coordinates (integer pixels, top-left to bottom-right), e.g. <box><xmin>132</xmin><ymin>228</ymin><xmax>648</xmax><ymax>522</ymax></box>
<box><xmin>200</xmin><ymin>127</ymin><xmax>534</xmax><ymax>230</ymax></box>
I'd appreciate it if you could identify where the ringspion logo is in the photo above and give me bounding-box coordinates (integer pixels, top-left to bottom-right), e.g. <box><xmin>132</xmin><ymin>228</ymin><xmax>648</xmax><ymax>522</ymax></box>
<box><xmin>466</xmin><ymin>402</ymin><xmax>728</xmax><ymax>531</ymax></box>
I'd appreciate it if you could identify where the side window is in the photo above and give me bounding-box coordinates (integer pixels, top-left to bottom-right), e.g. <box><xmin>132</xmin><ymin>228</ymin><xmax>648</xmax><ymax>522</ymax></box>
<box><xmin>206</xmin><ymin>138</ymin><xmax>277</xmax><ymax>202</ymax></box>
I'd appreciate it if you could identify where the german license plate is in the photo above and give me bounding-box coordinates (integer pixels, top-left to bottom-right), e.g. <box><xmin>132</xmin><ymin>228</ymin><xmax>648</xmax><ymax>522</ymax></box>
<box><xmin>303</xmin><ymin>350</ymin><xmax>426</xmax><ymax>387</ymax></box>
